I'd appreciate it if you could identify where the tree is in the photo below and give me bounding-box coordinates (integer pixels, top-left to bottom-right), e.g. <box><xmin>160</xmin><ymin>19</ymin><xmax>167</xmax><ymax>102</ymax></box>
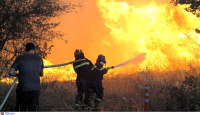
<box><xmin>0</xmin><ymin>0</ymin><xmax>81</xmax><ymax>78</ymax></box>
<box><xmin>170</xmin><ymin>0</ymin><xmax>200</xmax><ymax>35</ymax></box>
<box><xmin>170</xmin><ymin>0</ymin><xmax>200</xmax><ymax>17</ymax></box>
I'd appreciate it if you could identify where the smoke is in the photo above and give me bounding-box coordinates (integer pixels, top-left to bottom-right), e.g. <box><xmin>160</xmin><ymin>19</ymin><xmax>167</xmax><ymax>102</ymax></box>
<box><xmin>48</xmin><ymin>0</ymin><xmax>152</xmax><ymax>66</ymax></box>
<box><xmin>47</xmin><ymin>0</ymin><xmax>199</xmax><ymax>70</ymax></box>
<box><xmin>48</xmin><ymin>0</ymin><xmax>124</xmax><ymax>66</ymax></box>
<box><xmin>114</xmin><ymin>53</ymin><xmax>146</xmax><ymax>68</ymax></box>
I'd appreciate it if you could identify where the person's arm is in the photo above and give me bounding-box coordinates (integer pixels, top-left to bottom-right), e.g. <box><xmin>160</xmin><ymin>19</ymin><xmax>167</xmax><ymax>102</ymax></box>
<box><xmin>40</xmin><ymin>68</ymin><xmax>43</xmax><ymax>77</ymax></box>
<box><xmin>9</xmin><ymin>68</ymin><xmax>18</xmax><ymax>77</ymax></box>
<box><xmin>40</xmin><ymin>59</ymin><xmax>44</xmax><ymax>77</ymax></box>
<box><xmin>94</xmin><ymin>66</ymin><xmax>108</xmax><ymax>74</ymax></box>
<box><xmin>101</xmin><ymin>68</ymin><xmax>108</xmax><ymax>74</ymax></box>
<box><xmin>9</xmin><ymin>57</ymin><xmax>19</xmax><ymax>77</ymax></box>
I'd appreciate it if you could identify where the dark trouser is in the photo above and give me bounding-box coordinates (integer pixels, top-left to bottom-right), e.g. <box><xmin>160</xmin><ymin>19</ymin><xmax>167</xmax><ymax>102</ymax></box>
<box><xmin>93</xmin><ymin>81</ymin><xmax>104</xmax><ymax>108</ymax></box>
<box><xmin>95</xmin><ymin>87</ymin><xmax>103</xmax><ymax>100</ymax></box>
<box><xmin>15</xmin><ymin>90</ymin><xmax>40</xmax><ymax>112</ymax></box>
<box><xmin>75</xmin><ymin>80</ymin><xmax>93</xmax><ymax>107</ymax></box>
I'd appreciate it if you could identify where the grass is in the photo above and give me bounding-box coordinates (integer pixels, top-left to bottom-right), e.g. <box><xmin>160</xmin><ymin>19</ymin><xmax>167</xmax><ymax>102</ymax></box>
<box><xmin>1</xmin><ymin>66</ymin><xmax>200</xmax><ymax>111</ymax></box>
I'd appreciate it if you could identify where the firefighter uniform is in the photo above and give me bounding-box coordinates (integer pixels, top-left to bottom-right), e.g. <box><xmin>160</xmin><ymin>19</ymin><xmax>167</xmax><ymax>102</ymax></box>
<box><xmin>73</xmin><ymin>49</ymin><xmax>94</xmax><ymax>111</ymax></box>
<box><xmin>91</xmin><ymin>54</ymin><xmax>110</xmax><ymax>111</ymax></box>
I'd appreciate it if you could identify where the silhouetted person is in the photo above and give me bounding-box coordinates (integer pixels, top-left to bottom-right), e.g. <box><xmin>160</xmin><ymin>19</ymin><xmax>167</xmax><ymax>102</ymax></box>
<box><xmin>73</xmin><ymin>49</ymin><xmax>94</xmax><ymax>111</ymax></box>
<box><xmin>91</xmin><ymin>54</ymin><xmax>113</xmax><ymax>111</ymax></box>
<box><xmin>9</xmin><ymin>43</ymin><xmax>44</xmax><ymax>112</ymax></box>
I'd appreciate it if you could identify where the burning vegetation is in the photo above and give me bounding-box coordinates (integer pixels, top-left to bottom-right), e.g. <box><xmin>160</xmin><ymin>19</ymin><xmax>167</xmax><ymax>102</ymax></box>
<box><xmin>1</xmin><ymin>0</ymin><xmax>200</xmax><ymax>85</ymax></box>
<box><xmin>45</xmin><ymin>0</ymin><xmax>200</xmax><ymax>79</ymax></box>
<box><xmin>44</xmin><ymin>0</ymin><xmax>200</xmax><ymax>82</ymax></box>
<box><xmin>97</xmin><ymin>0</ymin><xmax>200</xmax><ymax>71</ymax></box>
<box><xmin>1</xmin><ymin>0</ymin><xmax>200</xmax><ymax>111</ymax></box>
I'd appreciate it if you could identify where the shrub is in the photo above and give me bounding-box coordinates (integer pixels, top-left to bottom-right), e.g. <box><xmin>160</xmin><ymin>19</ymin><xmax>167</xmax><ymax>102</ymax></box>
<box><xmin>159</xmin><ymin>76</ymin><xmax>200</xmax><ymax>111</ymax></box>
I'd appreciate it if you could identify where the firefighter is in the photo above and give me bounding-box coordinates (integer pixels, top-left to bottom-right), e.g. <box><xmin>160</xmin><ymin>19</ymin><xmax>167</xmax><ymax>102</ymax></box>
<box><xmin>91</xmin><ymin>54</ymin><xmax>114</xmax><ymax>111</ymax></box>
<box><xmin>73</xmin><ymin>49</ymin><xmax>94</xmax><ymax>111</ymax></box>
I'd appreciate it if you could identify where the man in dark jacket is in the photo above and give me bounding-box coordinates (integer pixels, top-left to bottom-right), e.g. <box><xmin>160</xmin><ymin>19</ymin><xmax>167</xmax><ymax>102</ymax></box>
<box><xmin>9</xmin><ymin>43</ymin><xmax>44</xmax><ymax>112</ymax></box>
<box><xmin>91</xmin><ymin>54</ymin><xmax>113</xmax><ymax>111</ymax></box>
<box><xmin>73</xmin><ymin>49</ymin><xmax>94</xmax><ymax>111</ymax></box>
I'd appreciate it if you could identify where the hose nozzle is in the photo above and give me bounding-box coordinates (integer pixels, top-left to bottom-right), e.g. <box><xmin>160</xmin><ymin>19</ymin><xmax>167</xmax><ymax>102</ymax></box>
<box><xmin>107</xmin><ymin>66</ymin><xmax>114</xmax><ymax>70</ymax></box>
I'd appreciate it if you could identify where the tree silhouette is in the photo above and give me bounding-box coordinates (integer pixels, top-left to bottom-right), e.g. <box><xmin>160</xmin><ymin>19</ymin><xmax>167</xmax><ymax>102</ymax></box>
<box><xmin>171</xmin><ymin>0</ymin><xmax>200</xmax><ymax>16</ymax></box>
<box><xmin>0</xmin><ymin>0</ymin><xmax>81</xmax><ymax>78</ymax></box>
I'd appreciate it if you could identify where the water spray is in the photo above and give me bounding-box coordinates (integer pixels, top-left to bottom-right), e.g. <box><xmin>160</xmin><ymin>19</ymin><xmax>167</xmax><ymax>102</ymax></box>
<box><xmin>107</xmin><ymin>53</ymin><xmax>146</xmax><ymax>69</ymax></box>
<box><xmin>0</xmin><ymin>58</ymin><xmax>86</xmax><ymax>111</ymax></box>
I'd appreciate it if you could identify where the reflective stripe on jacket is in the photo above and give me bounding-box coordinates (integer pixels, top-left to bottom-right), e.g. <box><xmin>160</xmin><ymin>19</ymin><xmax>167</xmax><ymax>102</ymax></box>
<box><xmin>74</xmin><ymin>61</ymin><xmax>90</xmax><ymax>69</ymax></box>
<box><xmin>91</xmin><ymin>63</ymin><xmax>108</xmax><ymax>81</ymax></box>
<box><xmin>73</xmin><ymin>58</ymin><xmax>94</xmax><ymax>83</ymax></box>
<box><xmin>91</xmin><ymin>65</ymin><xmax>105</xmax><ymax>71</ymax></box>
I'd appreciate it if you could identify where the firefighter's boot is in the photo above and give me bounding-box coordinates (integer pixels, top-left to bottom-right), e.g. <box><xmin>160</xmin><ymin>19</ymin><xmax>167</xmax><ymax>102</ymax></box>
<box><xmin>73</xmin><ymin>103</ymin><xmax>82</xmax><ymax>111</ymax></box>
<box><xmin>93</xmin><ymin>98</ymin><xmax>101</xmax><ymax>111</ymax></box>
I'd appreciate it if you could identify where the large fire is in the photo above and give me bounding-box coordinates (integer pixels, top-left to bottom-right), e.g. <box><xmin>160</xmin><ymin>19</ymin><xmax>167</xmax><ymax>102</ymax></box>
<box><xmin>0</xmin><ymin>59</ymin><xmax>77</xmax><ymax>84</ymax></box>
<box><xmin>96</xmin><ymin>0</ymin><xmax>200</xmax><ymax>72</ymax></box>
<box><xmin>1</xmin><ymin>0</ymin><xmax>200</xmax><ymax>84</ymax></box>
<box><xmin>42</xmin><ymin>59</ymin><xmax>77</xmax><ymax>82</ymax></box>
<box><xmin>48</xmin><ymin>0</ymin><xmax>200</xmax><ymax>73</ymax></box>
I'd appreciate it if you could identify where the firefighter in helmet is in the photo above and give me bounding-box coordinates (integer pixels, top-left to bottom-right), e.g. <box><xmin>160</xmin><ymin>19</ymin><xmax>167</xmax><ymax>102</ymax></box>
<box><xmin>73</xmin><ymin>49</ymin><xmax>94</xmax><ymax>111</ymax></box>
<box><xmin>91</xmin><ymin>54</ymin><xmax>114</xmax><ymax>111</ymax></box>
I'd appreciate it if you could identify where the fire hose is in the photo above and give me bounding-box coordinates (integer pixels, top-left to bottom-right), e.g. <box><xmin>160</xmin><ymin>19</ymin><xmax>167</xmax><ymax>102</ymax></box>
<box><xmin>0</xmin><ymin>58</ymin><xmax>85</xmax><ymax>111</ymax></box>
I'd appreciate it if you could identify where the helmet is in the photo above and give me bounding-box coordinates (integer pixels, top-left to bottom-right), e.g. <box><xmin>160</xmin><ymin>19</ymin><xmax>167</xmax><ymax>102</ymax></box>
<box><xmin>98</xmin><ymin>54</ymin><xmax>105</xmax><ymax>60</ymax></box>
<box><xmin>98</xmin><ymin>54</ymin><xmax>106</xmax><ymax>64</ymax></box>
<box><xmin>74</xmin><ymin>49</ymin><xmax>83</xmax><ymax>55</ymax></box>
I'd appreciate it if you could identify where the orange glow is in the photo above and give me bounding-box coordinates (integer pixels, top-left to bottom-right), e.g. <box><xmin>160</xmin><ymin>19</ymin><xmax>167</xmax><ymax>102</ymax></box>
<box><xmin>0</xmin><ymin>59</ymin><xmax>76</xmax><ymax>84</ymax></box>
<box><xmin>96</xmin><ymin>0</ymin><xmax>200</xmax><ymax>71</ymax></box>
<box><xmin>45</xmin><ymin>0</ymin><xmax>200</xmax><ymax>79</ymax></box>
<box><xmin>48</xmin><ymin>0</ymin><xmax>200</xmax><ymax>73</ymax></box>
<box><xmin>0</xmin><ymin>77</ymin><xmax>15</xmax><ymax>84</ymax></box>
<box><xmin>1</xmin><ymin>0</ymin><xmax>200</xmax><ymax>84</ymax></box>
<box><xmin>42</xmin><ymin>59</ymin><xmax>76</xmax><ymax>82</ymax></box>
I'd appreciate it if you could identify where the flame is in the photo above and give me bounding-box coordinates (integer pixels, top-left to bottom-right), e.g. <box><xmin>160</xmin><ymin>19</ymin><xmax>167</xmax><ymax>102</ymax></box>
<box><xmin>0</xmin><ymin>77</ymin><xmax>15</xmax><ymax>84</ymax></box>
<box><xmin>0</xmin><ymin>59</ymin><xmax>77</xmax><ymax>84</ymax></box>
<box><xmin>42</xmin><ymin>59</ymin><xmax>76</xmax><ymax>82</ymax></box>
<box><xmin>96</xmin><ymin>0</ymin><xmax>200</xmax><ymax>72</ymax></box>
<box><xmin>2</xmin><ymin>0</ymin><xmax>200</xmax><ymax>84</ymax></box>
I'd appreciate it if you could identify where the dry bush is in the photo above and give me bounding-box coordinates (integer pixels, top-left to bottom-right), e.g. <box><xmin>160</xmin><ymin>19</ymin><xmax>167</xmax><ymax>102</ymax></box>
<box><xmin>1</xmin><ymin>66</ymin><xmax>200</xmax><ymax>111</ymax></box>
<box><xmin>0</xmin><ymin>82</ymin><xmax>17</xmax><ymax>111</ymax></box>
